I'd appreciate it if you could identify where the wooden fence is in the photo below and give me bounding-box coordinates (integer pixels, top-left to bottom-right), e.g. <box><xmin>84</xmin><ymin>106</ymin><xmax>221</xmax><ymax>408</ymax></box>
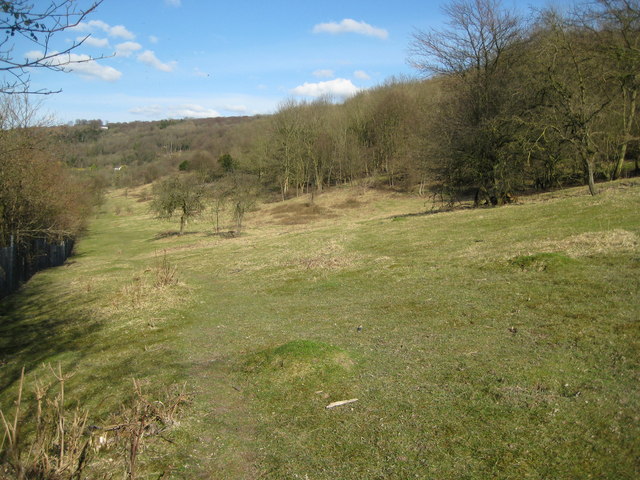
<box><xmin>0</xmin><ymin>236</ymin><xmax>74</xmax><ymax>299</ymax></box>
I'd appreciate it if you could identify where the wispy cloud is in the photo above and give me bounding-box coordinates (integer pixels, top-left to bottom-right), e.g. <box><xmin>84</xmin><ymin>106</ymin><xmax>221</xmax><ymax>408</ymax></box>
<box><xmin>223</xmin><ymin>105</ymin><xmax>248</xmax><ymax>114</ymax></box>
<box><xmin>312</xmin><ymin>19</ymin><xmax>388</xmax><ymax>39</ymax></box>
<box><xmin>129</xmin><ymin>104</ymin><xmax>163</xmax><ymax>117</ymax></box>
<box><xmin>354</xmin><ymin>70</ymin><xmax>371</xmax><ymax>80</ymax></box>
<box><xmin>115</xmin><ymin>41</ymin><xmax>142</xmax><ymax>57</ymax></box>
<box><xmin>130</xmin><ymin>103</ymin><xmax>219</xmax><ymax>119</ymax></box>
<box><xmin>78</xmin><ymin>36</ymin><xmax>109</xmax><ymax>48</ymax></box>
<box><xmin>148</xmin><ymin>35</ymin><xmax>159</xmax><ymax>44</ymax></box>
<box><xmin>137</xmin><ymin>50</ymin><xmax>176</xmax><ymax>72</ymax></box>
<box><xmin>291</xmin><ymin>78</ymin><xmax>360</xmax><ymax>98</ymax></box>
<box><xmin>193</xmin><ymin>67</ymin><xmax>210</xmax><ymax>78</ymax></box>
<box><xmin>165</xmin><ymin>0</ymin><xmax>181</xmax><ymax>6</ymax></box>
<box><xmin>73</xmin><ymin>20</ymin><xmax>135</xmax><ymax>40</ymax></box>
<box><xmin>172</xmin><ymin>104</ymin><xmax>219</xmax><ymax>118</ymax></box>
<box><xmin>313</xmin><ymin>69</ymin><xmax>334</xmax><ymax>78</ymax></box>
<box><xmin>25</xmin><ymin>50</ymin><xmax>122</xmax><ymax>82</ymax></box>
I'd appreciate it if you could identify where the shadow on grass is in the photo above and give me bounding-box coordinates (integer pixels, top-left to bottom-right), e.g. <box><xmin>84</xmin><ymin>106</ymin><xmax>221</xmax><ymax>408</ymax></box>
<box><xmin>0</xmin><ymin>279</ymin><xmax>104</xmax><ymax>392</ymax></box>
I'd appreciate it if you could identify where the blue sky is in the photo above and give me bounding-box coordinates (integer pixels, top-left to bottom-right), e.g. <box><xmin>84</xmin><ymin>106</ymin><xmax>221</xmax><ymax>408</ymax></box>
<box><xmin>12</xmin><ymin>0</ymin><xmax>570</xmax><ymax>124</ymax></box>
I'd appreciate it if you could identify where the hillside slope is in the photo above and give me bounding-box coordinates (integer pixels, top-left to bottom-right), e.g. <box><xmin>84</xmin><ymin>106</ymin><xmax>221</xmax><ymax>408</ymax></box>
<box><xmin>1</xmin><ymin>182</ymin><xmax>639</xmax><ymax>478</ymax></box>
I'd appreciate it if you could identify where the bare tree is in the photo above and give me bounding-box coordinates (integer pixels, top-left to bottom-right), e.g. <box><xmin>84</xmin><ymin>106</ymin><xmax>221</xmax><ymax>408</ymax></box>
<box><xmin>534</xmin><ymin>9</ymin><xmax>612</xmax><ymax>196</ymax></box>
<box><xmin>408</xmin><ymin>0</ymin><xmax>526</xmax><ymax>204</ymax></box>
<box><xmin>0</xmin><ymin>95</ymin><xmax>92</xmax><ymax>247</ymax></box>
<box><xmin>409</xmin><ymin>0</ymin><xmax>522</xmax><ymax>79</ymax></box>
<box><xmin>150</xmin><ymin>174</ymin><xmax>206</xmax><ymax>235</ymax></box>
<box><xmin>229</xmin><ymin>173</ymin><xmax>260</xmax><ymax>233</ymax></box>
<box><xmin>0</xmin><ymin>0</ymin><xmax>103</xmax><ymax>95</ymax></box>
<box><xmin>584</xmin><ymin>0</ymin><xmax>640</xmax><ymax>179</ymax></box>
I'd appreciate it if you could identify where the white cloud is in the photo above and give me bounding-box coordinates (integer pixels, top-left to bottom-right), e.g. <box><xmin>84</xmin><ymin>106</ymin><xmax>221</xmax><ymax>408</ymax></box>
<box><xmin>66</xmin><ymin>55</ymin><xmax>122</xmax><ymax>82</ymax></box>
<box><xmin>313</xmin><ymin>69</ymin><xmax>334</xmax><ymax>78</ymax></box>
<box><xmin>312</xmin><ymin>19</ymin><xmax>388</xmax><ymax>39</ymax></box>
<box><xmin>354</xmin><ymin>70</ymin><xmax>371</xmax><ymax>80</ymax></box>
<box><xmin>165</xmin><ymin>0</ymin><xmax>181</xmax><ymax>6</ymax></box>
<box><xmin>115</xmin><ymin>41</ymin><xmax>142</xmax><ymax>57</ymax></box>
<box><xmin>79</xmin><ymin>36</ymin><xmax>109</xmax><ymax>48</ymax></box>
<box><xmin>71</xmin><ymin>20</ymin><xmax>106</xmax><ymax>33</ymax></box>
<box><xmin>109</xmin><ymin>25</ymin><xmax>135</xmax><ymax>40</ymax></box>
<box><xmin>291</xmin><ymin>78</ymin><xmax>360</xmax><ymax>98</ymax></box>
<box><xmin>149</xmin><ymin>35</ymin><xmax>159</xmax><ymax>44</ymax></box>
<box><xmin>72</xmin><ymin>20</ymin><xmax>135</xmax><ymax>40</ymax></box>
<box><xmin>25</xmin><ymin>50</ymin><xmax>121</xmax><ymax>82</ymax></box>
<box><xmin>137</xmin><ymin>50</ymin><xmax>176</xmax><ymax>72</ymax></box>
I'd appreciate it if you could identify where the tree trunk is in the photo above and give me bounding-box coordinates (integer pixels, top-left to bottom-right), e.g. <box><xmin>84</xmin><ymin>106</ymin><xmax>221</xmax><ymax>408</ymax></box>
<box><xmin>613</xmin><ymin>142</ymin><xmax>628</xmax><ymax>180</ymax></box>
<box><xmin>613</xmin><ymin>88</ymin><xmax>636</xmax><ymax>180</ymax></box>
<box><xmin>586</xmin><ymin>158</ymin><xmax>597</xmax><ymax>196</ymax></box>
<box><xmin>179</xmin><ymin>215</ymin><xmax>185</xmax><ymax>235</ymax></box>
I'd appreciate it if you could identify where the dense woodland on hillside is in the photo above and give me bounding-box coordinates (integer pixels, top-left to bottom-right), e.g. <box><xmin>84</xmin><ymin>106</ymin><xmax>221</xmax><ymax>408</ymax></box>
<box><xmin>1</xmin><ymin>0</ymin><xmax>639</xmax><ymax>246</ymax></box>
<box><xmin>61</xmin><ymin>0</ymin><xmax>639</xmax><ymax>201</ymax></box>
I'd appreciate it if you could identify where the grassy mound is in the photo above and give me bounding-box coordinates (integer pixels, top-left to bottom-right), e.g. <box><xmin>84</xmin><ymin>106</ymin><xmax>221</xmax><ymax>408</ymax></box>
<box><xmin>245</xmin><ymin>340</ymin><xmax>353</xmax><ymax>378</ymax></box>
<box><xmin>243</xmin><ymin>340</ymin><xmax>356</xmax><ymax>401</ymax></box>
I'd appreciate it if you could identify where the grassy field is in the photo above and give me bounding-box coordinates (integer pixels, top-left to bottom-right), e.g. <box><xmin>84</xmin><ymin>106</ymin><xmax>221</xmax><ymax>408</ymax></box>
<box><xmin>1</xmin><ymin>180</ymin><xmax>639</xmax><ymax>479</ymax></box>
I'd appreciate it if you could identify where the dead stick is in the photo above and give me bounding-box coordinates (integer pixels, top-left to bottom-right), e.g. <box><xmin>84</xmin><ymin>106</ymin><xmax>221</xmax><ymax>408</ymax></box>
<box><xmin>325</xmin><ymin>398</ymin><xmax>358</xmax><ymax>409</ymax></box>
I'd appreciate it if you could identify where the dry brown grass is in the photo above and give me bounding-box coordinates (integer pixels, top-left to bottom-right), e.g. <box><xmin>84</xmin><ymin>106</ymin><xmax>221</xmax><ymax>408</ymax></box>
<box><xmin>280</xmin><ymin>239</ymin><xmax>361</xmax><ymax>271</ymax></box>
<box><xmin>248</xmin><ymin>187</ymin><xmax>427</xmax><ymax>232</ymax></box>
<box><xmin>103</xmin><ymin>258</ymin><xmax>188</xmax><ymax>323</ymax></box>
<box><xmin>527</xmin><ymin>229</ymin><xmax>639</xmax><ymax>257</ymax></box>
<box><xmin>268</xmin><ymin>202</ymin><xmax>337</xmax><ymax>225</ymax></box>
<box><xmin>331</xmin><ymin>197</ymin><xmax>362</xmax><ymax>209</ymax></box>
<box><xmin>462</xmin><ymin>228</ymin><xmax>640</xmax><ymax>264</ymax></box>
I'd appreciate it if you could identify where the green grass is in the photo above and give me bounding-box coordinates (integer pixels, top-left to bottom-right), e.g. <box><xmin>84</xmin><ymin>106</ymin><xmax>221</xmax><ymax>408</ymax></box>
<box><xmin>1</xmin><ymin>181</ymin><xmax>639</xmax><ymax>478</ymax></box>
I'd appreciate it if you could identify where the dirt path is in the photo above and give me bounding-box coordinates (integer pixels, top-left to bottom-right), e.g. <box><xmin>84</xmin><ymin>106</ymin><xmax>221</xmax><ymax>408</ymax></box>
<box><xmin>175</xmin><ymin>295</ymin><xmax>264</xmax><ymax>479</ymax></box>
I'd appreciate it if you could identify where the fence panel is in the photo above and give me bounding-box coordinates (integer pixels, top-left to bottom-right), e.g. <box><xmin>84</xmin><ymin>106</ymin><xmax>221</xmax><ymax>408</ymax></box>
<box><xmin>0</xmin><ymin>237</ymin><xmax>74</xmax><ymax>299</ymax></box>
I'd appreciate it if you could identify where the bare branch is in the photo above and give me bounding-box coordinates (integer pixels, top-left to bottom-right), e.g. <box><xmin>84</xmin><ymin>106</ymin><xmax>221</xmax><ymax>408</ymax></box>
<box><xmin>0</xmin><ymin>0</ymin><xmax>105</xmax><ymax>94</ymax></box>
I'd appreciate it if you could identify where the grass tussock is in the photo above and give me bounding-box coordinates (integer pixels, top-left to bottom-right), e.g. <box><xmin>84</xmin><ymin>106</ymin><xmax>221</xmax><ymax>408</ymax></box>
<box><xmin>109</xmin><ymin>252</ymin><xmax>183</xmax><ymax>316</ymax></box>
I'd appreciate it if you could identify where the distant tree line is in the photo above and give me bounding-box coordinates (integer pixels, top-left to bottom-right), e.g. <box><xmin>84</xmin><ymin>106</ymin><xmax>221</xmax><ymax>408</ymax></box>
<box><xmin>56</xmin><ymin>0</ymin><xmax>638</xmax><ymax>209</ymax></box>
